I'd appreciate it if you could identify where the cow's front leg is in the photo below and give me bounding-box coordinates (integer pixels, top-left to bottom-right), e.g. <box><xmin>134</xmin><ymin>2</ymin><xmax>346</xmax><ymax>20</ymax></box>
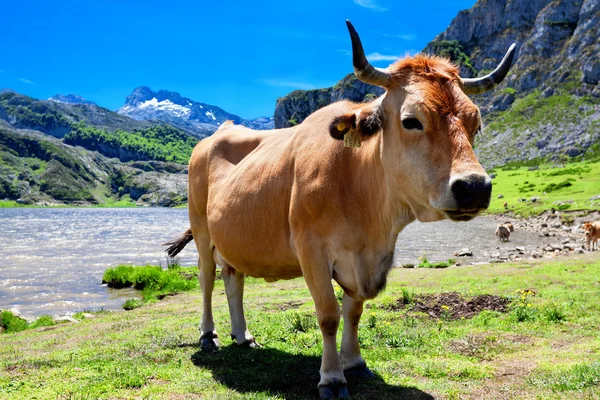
<box><xmin>340</xmin><ymin>293</ymin><xmax>373</xmax><ymax>379</ymax></box>
<box><xmin>298</xmin><ymin>244</ymin><xmax>349</xmax><ymax>400</ymax></box>
<box><xmin>222</xmin><ymin>264</ymin><xmax>257</xmax><ymax>347</ymax></box>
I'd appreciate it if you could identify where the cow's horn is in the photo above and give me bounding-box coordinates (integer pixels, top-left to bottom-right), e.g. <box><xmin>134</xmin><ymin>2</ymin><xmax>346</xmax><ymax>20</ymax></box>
<box><xmin>461</xmin><ymin>43</ymin><xmax>517</xmax><ymax>95</ymax></box>
<box><xmin>346</xmin><ymin>20</ymin><xmax>391</xmax><ymax>87</ymax></box>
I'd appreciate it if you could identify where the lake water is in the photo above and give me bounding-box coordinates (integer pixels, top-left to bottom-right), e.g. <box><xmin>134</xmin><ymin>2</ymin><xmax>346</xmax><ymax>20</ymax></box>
<box><xmin>0</xmin><ymin>208</ymin><xmax>543</xmax><ymax>317</ymax></box>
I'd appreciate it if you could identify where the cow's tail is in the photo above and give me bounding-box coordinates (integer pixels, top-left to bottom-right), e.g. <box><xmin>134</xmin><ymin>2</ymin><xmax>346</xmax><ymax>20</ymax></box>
<box><xmin>163</xmin><ymin>228</ymin><xmax>194</xmax><ymax>258</ymax></box>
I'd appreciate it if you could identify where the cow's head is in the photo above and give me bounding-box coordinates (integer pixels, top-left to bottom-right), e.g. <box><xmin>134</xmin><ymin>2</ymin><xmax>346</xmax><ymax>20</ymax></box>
<box><xmin>583</xmin><ymin>222</ymin><xmax>593</xmax><ymax>238</ymax></box>
<box><xmin>331</xmin><ymin>21</ymin><xmax>516</xmax><ymax>222</ymax></box>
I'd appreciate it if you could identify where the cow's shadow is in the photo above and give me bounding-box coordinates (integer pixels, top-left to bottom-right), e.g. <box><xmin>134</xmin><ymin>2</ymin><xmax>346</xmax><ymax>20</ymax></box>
<box><xmin>191</xmin><ymin>345</ymin><xmax>434</xmax><ymax>399</ymax></box>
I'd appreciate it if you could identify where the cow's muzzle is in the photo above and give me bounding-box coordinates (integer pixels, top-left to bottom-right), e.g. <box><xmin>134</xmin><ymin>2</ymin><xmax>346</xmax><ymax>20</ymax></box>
<box><xmin>445</xmin><ymin>174</ymin><xmax>492</xmax><ymax>221</ymax></box>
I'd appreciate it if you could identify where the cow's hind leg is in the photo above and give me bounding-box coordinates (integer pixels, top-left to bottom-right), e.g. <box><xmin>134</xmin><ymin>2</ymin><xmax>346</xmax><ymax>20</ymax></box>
<box><xmin>221</xmin><ymin>263</ymin><xmax>258</xmax><ymax>347</ymax></box>
<box><xmin>340</xmin><ymin>293</ymin><xmax>373</xmax><ymax>379</ymax></box>
<box><xmin>193</xmin><ymin>231</ymin><xmax>219</xmax><ymax>351</ymax></box>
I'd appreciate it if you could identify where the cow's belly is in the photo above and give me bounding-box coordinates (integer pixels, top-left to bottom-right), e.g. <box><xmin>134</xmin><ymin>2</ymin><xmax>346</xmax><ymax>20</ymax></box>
<box><xmin>206</xmin><ymin>148</ymin><xmax>301</xmax><ymax>280</ymax></box>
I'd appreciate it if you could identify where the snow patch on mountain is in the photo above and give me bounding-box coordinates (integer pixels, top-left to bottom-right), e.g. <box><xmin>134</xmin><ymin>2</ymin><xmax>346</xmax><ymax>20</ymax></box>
<box><xmin>117</xmin><ymin>86</ymin><xmax>274</xmax><ymax>138</ymax></box>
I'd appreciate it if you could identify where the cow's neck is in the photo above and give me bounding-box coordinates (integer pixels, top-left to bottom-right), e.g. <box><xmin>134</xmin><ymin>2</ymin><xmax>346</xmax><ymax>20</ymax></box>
<box><xmin>348</xmin><ymin>128</ymin><xmax>415</xmax><ymax>251</ymax></box>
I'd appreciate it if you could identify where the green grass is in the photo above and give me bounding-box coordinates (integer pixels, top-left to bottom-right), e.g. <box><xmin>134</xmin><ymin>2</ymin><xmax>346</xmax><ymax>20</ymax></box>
<box><xmin>102</xmin><ymin>264</ymin><xmax>198</xmax><ymax>306</ymax></box>
<box><xmin>2</xmin><ymin>255</ymin><xmax>600</xmax><ymax>399</ymax></box>
<box><xmin>417</xmin><ymin>255</ymin><xmax>456</xmax><ymax>269</ymax></box>
<box><xmin>487</xmin><ymin>158</ymin><xmax>600</xmax><ymax>216</ymax></box>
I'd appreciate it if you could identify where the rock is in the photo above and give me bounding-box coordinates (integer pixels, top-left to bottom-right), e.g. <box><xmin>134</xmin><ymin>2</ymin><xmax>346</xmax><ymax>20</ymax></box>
<box><xmin>527</xmin><ymin>166</ymin><xmax>540</xmax><ymax>171</ymax></box>
<box><xmin>530</xmin><ymin>196</ymin><xmax>539</xmax><ymax>203</ymax></box>
<box><xmin>81</xmin><ymin>313</ymin><xmax>96</xmax><ymax>319</ymax></box>
<box><xmin>515</xmin><ymin>246</ymin><xmax>525</xmax><ymax>254</ymax></box>
<box><xmin>9</xmin><ymin>308</ymin><xmax>21</xmax><ymax>317</ymax></box>
<box><xmin>583</xmin><ymin>58</ymin><xmax>600</xmax><ymax>85</ymax></box>
<box><xmin>590</xmin><ymin>194</ymin><xmax>600</xmax><ymax>201</ymax></box>
<box><xmin>53</xmin><ymin>316</ymin><xmax>80</xmax><ymax>324</ymax></box>
<box><xmin>490</xmin><ymin>173</ymin><xmax>496</xmax><ymax>179</ymax></box>
<box><xmin>544</xmin><ymin>246</ymin><xmax>554</xmax><ymax>252</ymax></box>
<box><xmin>551</xmin><ymin>222</ymin><xmax>562</xmax><ymax>229</ymax></box>
<box><xmin>497</xmin><ymin>194</ymin><xmax>504</xmax><ymax>199</ymax></box>
<box><xmin>576</xmin><ymin>248</ymin><xmax>585</xmax><ymax>254</ymax></box>
<box><xmin>563</xmin><ymin>244</ymin><xmax>574</xmax><ymax>250</ymax></box>
<box><xmin>531</xmin><ymin>251</ymin><xmax>543</xmax><ymax>259</ymax></box>
<box><xmin>454</xmin><ymin>248</ymin><xmax>473</xmax><ymax>257</ymax></box>
<box><xmin>541</xmin><ymin>223</ymin><xmax>548</xmax><ymax>228</ymax></box>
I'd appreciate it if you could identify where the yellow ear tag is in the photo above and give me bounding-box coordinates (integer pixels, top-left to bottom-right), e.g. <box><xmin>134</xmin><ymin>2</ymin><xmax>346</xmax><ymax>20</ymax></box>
<box><xmin>343</xmin><ymin>128</ymin><xmax>361</xmax><ymax>148</ymax></box>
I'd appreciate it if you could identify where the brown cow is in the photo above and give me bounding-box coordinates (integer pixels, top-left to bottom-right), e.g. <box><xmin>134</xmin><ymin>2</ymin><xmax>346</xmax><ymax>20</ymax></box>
<box><xmin>583</xmin><ymin>221</ymin><xmax>600</xmax><ymax>251</ymax></box>
<box><xmin>495</xmin><ymin>222</ymin><xmax>514</xmax><ymax>241</ymax></box>
<box><xmin>165</xmin><ymin>21</ymin><xmax>516</xmax><ymax>399</ymax></box>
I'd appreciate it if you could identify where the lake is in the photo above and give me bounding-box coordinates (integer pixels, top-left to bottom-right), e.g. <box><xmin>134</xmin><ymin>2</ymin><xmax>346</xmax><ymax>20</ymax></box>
<box><xmin>0</xmin><ymin>208</ymin><xmax>542</xmax><ymax>317</ymax></box>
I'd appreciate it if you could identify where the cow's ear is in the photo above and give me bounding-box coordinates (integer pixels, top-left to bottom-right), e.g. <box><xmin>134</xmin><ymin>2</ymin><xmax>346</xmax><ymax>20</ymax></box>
<box><xmin>356</xmin><ymin>107</ymin><xmax>383</xmax><ymax>138</ymax></box>
<box><xmin>329</xmin><ymin>114</ymin><xmax>356</xmax><ymax>140</ymax></box>
<box><xmin>329</xmin><ymin>107</ymin><xmax>383</xmax><ymax>141</ymax></box>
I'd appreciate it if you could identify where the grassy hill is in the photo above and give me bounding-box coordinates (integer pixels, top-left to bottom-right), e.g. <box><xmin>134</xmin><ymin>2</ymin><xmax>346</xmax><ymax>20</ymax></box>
<box><xmin>0</xmin><ymin>92</ymin><xmax>198</xmax><ymax>206</ymax></box>
<box><xmin>488</xmin><ymin>156</ymin><xmax>600</xmax><ymax>217</ymax></box>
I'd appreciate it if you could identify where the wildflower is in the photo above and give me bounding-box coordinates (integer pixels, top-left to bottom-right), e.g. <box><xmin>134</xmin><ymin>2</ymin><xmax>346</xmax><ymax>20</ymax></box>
<box><xmin>441</xmin><ymin>305</ymin><xmax>450</xmax><ymax>310</ymax></box>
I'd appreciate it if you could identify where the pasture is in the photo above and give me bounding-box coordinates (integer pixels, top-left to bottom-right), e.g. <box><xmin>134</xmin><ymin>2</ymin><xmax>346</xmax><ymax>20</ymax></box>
<box><xmin>2</xmin><ymin>255</ymin><xmax>600</xmax><ymax>399</ymax></box>
<box><xmin>487</xmin><ymin>159</ymin><xmax>600</xmax><ymax>217</ymax></box>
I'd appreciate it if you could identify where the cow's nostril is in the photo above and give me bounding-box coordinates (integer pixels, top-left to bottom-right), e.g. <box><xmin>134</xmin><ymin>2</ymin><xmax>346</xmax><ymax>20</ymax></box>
<box><xmin>451</xmin><ymin>174</ymin><xmax>492</xmax><ymax>210</ymax></box>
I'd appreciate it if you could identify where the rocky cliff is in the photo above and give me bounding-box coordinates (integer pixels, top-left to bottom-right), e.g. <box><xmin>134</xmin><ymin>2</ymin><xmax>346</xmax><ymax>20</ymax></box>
<box><xmin>274</xmin><ymin>0</ymin><xmax>600</xmax><ymax>168</ymax></box>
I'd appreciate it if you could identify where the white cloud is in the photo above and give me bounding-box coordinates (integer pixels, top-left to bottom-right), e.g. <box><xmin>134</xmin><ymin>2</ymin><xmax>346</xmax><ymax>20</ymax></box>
<box><xmin>261</xmin><ymin>79</ymin><xmax>317</xmax><ymax>90</ymax></box>
<box><xmin>353</xmin><ymin>0</ymin><xmax>388</xmax><ymax>12</ymax></box>
<box><xmin>366</xmin><ymin>52</ymin><xmax>400</xmax><ymax>62</ymax></box>
<box><xmin>382</xmin><ymin>33</ymin><xmax>417</xmax><ymax>41</ymax></box>
<box><xmin>18</xmin><ymin>78</ymin><xmax>34</xmax><ymax>84</ymax></box>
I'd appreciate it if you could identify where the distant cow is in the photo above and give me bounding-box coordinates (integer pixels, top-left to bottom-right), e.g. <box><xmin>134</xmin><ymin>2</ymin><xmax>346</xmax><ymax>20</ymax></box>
<box><xmin>496</xmin><ymin>222</ymin><xmax>514</xmax><ymax>241</ymax></box>
<box><xmin>583</xmin><ymin>222</ymin><xmax>600</xmax><ymax>251</ymax></box>
<box><xmin>164</xmin><ymin>20</ymin><xmax>516</xmax><ymax>399</ymax></box>
<box><xmin>503</xmin><ymin>201</ymin><xmax>508</xmax><ymax>210</ymax></box>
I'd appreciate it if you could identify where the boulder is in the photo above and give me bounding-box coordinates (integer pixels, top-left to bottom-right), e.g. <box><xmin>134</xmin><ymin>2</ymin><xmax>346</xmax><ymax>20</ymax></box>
<box><xmin>454</xmin><ymin>248</ymin><xmax>473</xmax><ymax>257</ymax></box>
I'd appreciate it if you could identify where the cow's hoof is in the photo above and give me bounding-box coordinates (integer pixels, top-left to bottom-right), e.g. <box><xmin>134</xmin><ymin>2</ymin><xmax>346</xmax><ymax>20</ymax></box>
<box><xmin>200</xmin><ymin>331</ymin><xmax>219</xmax><ymax>352</ymax></box>
<box><xmin>318</xmin><ymin>380</ymin><xmax>350</xmax><ymax>400</ymax></box>
<box><xmin>344</xmin><ymin>362</ymin><xmax>374</xmax><ymax>379</ymax></box>
<box><xmin>231</xmin><ymin>334</ymin><xmax>260</xmax><ymax>348</ymax></box>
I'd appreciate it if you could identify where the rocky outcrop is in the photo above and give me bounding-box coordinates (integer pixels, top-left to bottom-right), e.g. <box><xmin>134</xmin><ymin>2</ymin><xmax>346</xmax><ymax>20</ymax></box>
<box><xmin>274</xmin><ymin>75</ymin><xmax>383</xmax><ymax>128</ymax></box>
<box><xmin>273</xmin><ymin>0</ymin><xmax>599</xmax><ymax>167</ymax></box>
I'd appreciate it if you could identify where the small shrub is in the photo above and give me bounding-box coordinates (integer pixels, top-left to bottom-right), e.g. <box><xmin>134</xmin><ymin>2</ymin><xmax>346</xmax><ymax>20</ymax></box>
<box><xmin>543</xmin><ymin>180</ymin><xmax>573</xmax><ymax>193</ymax></box>
<box><xmin>367</xmin><ymin>313</ymin><xmax>377</xmax><ymax>329</ymax></box>
<box><xmin>0</xmin><ymin>311</ymin><xmax>28</xmax><ymax>333</ymax></box>
<box><xmin>543</xmin><ymin>303</ymin><xmax>567</xmax><ymax>323</ymax></box>
<box><xmin>122</xmin><ymin>299</ymin><xmax>144</xmax><ymax>311</ymax></box>
<box><xmin>400</xmin><ymin>288</ymin><xmax>415</xmax><ymax>305</ymax></box>
<box><xmin>557</xmin><ymin>203</ymin><xmax>571</xmax><ymax>211</ymax></box>
<box><xmin>287</xmin><ymin>312</ymin><xmax>316</xmax><ymax>333</ymax></box>
<box><xmin>29</xmin><ymin>315</ymin><xmax>55</xmax><ymax>329</ymax></box>
<box><xmin>510</xmin><ymin>290</ymin><xmax>538</xmax><ymax>322</ymax></box>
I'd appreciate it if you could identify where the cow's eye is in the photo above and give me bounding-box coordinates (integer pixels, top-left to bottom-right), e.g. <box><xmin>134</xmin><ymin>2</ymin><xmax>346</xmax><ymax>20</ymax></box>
<box><xmin>402</xmin><ymin>117</ymin><xmax>423</xmax><ymax>131</ymax></box>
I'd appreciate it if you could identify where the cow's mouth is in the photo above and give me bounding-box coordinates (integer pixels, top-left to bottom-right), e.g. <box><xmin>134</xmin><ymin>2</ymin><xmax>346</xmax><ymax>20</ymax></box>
<box><xmin>444</xmin><ymin>210</ymin><xmax>481</xmax><ymax>222</ymax></box>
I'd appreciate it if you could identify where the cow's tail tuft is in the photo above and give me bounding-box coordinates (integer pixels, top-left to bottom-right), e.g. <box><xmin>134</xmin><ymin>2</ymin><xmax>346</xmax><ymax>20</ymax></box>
<box><xmin>163</xmin><ymin>228</ymin><xmax>194</xmax><ymax>258</ymax></box>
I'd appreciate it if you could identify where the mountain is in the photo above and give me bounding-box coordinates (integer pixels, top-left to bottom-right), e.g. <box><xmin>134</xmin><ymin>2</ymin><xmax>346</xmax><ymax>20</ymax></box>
<box><xmin>273</xmin><ymin>0</ymin><xmax>599</xmax><ymax>168</ymax></box>
<box><xmin>48</xmin><ymin>94</ymin><xmax>97</xmax><ymax>106</ymax></box>
<box><xmin>118</xmin><ymin>86</ymin><xmax>274</xmax><ymax>138</ymax></box>
<box><xmin>0</xmin><ymin>91</ymin><xmax>194</xmax><ymax>206</ymax></box>
<box><xmin>0</xmin><ymin>89</ymin><xmax>15</xmax><ymax>94</ymax></box>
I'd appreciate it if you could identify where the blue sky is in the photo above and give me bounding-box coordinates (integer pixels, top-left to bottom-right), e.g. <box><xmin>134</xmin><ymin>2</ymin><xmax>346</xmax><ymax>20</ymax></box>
<box><xmin>0</xmin><ymin>0</ymin><xmax>475</xmax><ymax>119</ymax></box>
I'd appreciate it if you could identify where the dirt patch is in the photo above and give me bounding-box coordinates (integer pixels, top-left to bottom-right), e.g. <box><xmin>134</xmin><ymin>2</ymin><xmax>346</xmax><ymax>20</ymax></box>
<box><xmin>397</xmin><ymin>292</ymin><xmax>511</xmax><ymax>319</ymax></box>
<box><xmin>270</xmin><ymin>300</ymin><xmax>304</xmax><ymax>312</ymax></box>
